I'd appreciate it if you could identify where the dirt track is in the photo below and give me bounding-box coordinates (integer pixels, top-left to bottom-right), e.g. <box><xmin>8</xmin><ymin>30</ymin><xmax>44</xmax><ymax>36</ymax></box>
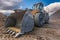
<box><xmin>0</xmin><ymin>10</ymin><xmax>60</xmax><ymax>40</ymax></box>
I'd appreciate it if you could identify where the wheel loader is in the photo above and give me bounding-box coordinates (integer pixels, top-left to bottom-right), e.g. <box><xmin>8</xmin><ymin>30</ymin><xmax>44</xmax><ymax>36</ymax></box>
<box><xmin>4</xmin><ymin>2</ymin><xmax>49</xmax><ymax>37</ymax></box>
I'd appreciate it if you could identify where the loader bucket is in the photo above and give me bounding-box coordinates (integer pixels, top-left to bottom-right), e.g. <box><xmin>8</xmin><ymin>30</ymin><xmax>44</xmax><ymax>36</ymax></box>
<box><xmin>4</xmin><ymin>10</ymin><xmax>34</xmax><ymax>37</ymax></box>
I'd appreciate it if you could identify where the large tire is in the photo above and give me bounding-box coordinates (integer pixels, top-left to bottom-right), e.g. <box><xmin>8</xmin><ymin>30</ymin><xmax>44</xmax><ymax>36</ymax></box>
<box><xmin>34</xmin><ymin>13</ymin><xmax>45</xmax><ymax>27</ymax></box>
<box><xmin>45</xmin><ymin>13</ymin><xmax>49</xmax><ymax>24</ymax></box>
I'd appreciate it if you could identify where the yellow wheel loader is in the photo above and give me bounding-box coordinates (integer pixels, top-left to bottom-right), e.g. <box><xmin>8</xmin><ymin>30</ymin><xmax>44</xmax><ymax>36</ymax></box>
<box><xmin>4</xmin><ymin>2</ymin><xmax>49</xmax><ymax>37</ymax></box>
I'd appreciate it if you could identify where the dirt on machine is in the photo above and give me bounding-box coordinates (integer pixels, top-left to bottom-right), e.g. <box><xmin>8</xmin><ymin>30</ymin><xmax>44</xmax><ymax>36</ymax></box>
<box><xmin>4</xmin><ymin>2</ymin><xmax>49</xmax><ymax>38</ymax></box>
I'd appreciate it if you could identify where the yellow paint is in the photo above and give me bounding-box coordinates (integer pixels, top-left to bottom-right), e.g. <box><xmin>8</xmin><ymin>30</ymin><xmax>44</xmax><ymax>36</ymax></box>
<box><xmin>31</xmin><ymin>10</ymin><xmax>39</xmax><ymax>15</ymax></box>
<box><xmin>8</xmin><ymin>27</ymin><xmax>21</xmax><ymax>33</ymax></box>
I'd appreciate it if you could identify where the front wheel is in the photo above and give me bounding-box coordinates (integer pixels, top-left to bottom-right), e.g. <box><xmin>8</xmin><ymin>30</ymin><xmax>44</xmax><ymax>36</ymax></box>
<box><xmin>34</xmin><ymin>13</ymin><xmax>45</xmax><ymax>27</ymax></box>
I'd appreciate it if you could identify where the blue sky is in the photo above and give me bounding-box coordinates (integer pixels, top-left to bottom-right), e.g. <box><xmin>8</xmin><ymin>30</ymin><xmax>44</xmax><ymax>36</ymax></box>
<box><xmin>20</xmin><ymin>0</ymin><xmax>60</xmax><ymax>9</ymax></box>
<box><xmin>0</xmin><ymin>0</ymin><xmax>60</xmax><ymax>10</ymax></box>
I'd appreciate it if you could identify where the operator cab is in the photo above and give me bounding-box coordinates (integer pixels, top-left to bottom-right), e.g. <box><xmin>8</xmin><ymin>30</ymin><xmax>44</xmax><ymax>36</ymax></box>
<box><xmin>33</xmin><ymin>2</ymin><xmax>44</xmax><ymax>11</ymax></box>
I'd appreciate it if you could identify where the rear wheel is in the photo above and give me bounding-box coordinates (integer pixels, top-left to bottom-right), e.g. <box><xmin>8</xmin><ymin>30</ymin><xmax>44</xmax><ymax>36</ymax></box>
<box><xmin>45</xmin><ymin>13</ymin><xmax>49</xmax><ymax>24</ymax></box>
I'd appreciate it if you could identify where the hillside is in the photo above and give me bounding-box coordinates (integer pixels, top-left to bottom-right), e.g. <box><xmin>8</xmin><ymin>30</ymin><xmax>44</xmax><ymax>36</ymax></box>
<box><xmin>0</xmin><ymin>13</ymin><xmax>7</xmax><ymax>27</ymax></box>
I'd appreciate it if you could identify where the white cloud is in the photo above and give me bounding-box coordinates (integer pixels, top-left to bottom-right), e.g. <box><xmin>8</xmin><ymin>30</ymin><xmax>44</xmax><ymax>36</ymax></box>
<box><xmin>0</xmin><ymin>10</ymin><xmax>15</xmax><ymax>16</ymax></box>
<box><xmin>0</xmin><ymin>0</ymin><xmax>22</xmax><ymax>10</ymax></box>
<box><xmin>44</xmin><ymin>2</ymin><xmax>60</xmax><ymax>16</ymax></box>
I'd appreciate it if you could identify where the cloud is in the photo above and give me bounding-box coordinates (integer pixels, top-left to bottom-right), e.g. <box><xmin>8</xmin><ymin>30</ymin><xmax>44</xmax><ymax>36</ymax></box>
<box><xmin>0</xmin><ymin>10</ymin><xmax>15</xmax><ymax>16</ymax></box>
<box><xmin>44</xmin><ymin>2</ymin><xmax>60</xmax><ymax>16</ymax></box>
<box><xmin>0</xmin><ymin>0</ymin><xmax>22</xmax><ymax>10</ymax></box>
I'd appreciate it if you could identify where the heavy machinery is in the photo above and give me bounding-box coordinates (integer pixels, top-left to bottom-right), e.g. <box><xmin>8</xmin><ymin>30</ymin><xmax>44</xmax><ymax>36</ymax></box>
<box><xmin>4</xmin><ymin>2</ymin><xmax>49</xmax><ymax>37</ymax></box>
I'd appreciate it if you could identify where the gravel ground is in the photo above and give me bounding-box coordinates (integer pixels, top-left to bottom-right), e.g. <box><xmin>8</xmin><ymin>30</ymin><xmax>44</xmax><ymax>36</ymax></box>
<box><xmin>0</xmin><ymin>19</ymin><xmax>60</xmax><ymax>40</ymax></box>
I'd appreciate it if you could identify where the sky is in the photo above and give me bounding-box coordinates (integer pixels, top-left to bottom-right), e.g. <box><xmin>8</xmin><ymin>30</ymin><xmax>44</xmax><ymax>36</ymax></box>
<box><xmin>20</xmin><ymin>0</ymin><xmax>60</xmax><ymax>9</ymax></box>
<box><xmin>0</xmin><ymin>0</ymin><xmax>60</xmax><ymax>10</ymax></box>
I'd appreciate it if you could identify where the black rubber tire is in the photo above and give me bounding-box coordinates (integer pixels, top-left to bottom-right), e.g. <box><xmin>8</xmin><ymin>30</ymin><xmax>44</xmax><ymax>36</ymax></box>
<box><xmin>45</xmin><ymin>13</ymin><xmax>49</xmax><ymax>24</ymax></box>
<box><xmin>34</xmin><ymin>13</ymin><xmax>45</xmax><ymax>27</ymax></box>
